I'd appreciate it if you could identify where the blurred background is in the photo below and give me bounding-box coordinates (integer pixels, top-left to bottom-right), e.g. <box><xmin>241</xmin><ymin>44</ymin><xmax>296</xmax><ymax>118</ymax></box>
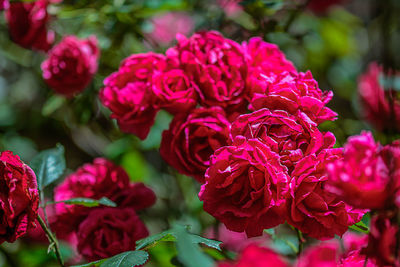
<box><xmin>0</xmin><ymin>0</ymin><xmax>399</xmax><ymax>266</ymax></box>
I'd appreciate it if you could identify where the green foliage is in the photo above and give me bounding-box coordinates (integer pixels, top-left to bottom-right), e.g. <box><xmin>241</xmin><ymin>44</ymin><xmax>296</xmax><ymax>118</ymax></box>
<box><xmin>101</xmin><ymin>251</ymin><xmax>149</xmax><ymax>267</ymax></box>
<box><xmin>52</xmin><ymin>197</ymin><xmax>117</xmax><ymax>208</ymax></box>
<box><xmin>30</xmin><ymin>144</ymin><xmax>66</xmax><ymax>191</ymax></box>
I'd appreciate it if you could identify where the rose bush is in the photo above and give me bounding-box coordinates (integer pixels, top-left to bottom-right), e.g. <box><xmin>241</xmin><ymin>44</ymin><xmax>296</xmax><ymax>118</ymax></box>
<box><xmin>0</xmin><ymin>151</ymin><xmax>39</xmax><ymax>243</ymax></box>
<box><xmin>41</xmin><ymin>35</ymin><xmax>100</xmax><ymax>96</ymax></box>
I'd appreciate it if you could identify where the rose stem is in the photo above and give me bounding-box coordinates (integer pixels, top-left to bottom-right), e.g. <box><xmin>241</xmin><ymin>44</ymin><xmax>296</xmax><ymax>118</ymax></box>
<box><xmin>37</xmin><ymin>215</ymin><xmax>65</xmax><ymax>267</ymax></box>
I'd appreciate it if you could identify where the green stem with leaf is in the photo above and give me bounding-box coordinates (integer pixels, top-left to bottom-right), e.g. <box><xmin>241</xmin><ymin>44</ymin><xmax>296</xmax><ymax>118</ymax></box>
<box><xmin>37</xmin><ymin>215</ymin><xmax>65</xmax><ymax>267</ymax></box>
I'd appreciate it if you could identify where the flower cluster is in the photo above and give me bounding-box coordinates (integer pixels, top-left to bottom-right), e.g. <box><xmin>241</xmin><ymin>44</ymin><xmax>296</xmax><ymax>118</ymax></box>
<box><xmin>0</xmin><ymin>151</ymin><xmax>39</xmax><ymax>243</ymax></box>
<box><xmin>50</xmin><ymin>158</ymin><xmax>156</xmax><ymax>261</ymax></box>
<box><xmin>326</xmin><ymin>131</ymin><xmax>400</xmax><ymax>265</ymax></box>
<box><xmin>358</xmin><ymin>62</ymin><xmax>400</xmax><ymax>133</ymax></box>
<box><xmin>1</xmin><ymin>1</ymin><xmax>100</xmax><ymax>96</ymax></box>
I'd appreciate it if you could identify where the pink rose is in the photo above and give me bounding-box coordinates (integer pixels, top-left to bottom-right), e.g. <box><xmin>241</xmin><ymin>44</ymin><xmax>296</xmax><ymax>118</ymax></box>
<box><xmin>217</xmin><ymin>244</ymin><xmax>288</xmax><ymax>267</ymax></box>
<box><xmin>53</xmin><ymin>158</ymin><xmax>155</xmax><ymax>238</ymax></box>
<box><xmin>99</xmin><ymin>53</ymin><xmax>166</xmax><ymax>139</ymax></box>
<box><xmin>231</xmin><ymin>108</ymin><xmax>336</xmax><ymax>172</ymax></box>
<box><xmin>0</xmin><ymin>0</ymin><xmax>9</xmax><ymax>10</ymax></box>
<box><xmin>0</xmin><ymin>151</ymin><xmax>39</xmax><ymax>243</ymax></box>
<box><xmin>160</xmin><ymin>107</ymin><xmax>230</xmax><ymax>183</ymax></box>
<box><xmin>199</xmin><ymin>137</ymin><xmax>289</xmax><ymax>237</ymax></box>
<box><xmin>152</xmin><ymin>69</ymin><xmax>198</xmax><ymax>114</ymax></box>
<box><xmin>41</xmin><ymin>35</ymin><xmax>99</xmax><ymax>97</ymax></box>
<box><xmin>166</xmin><ymin>31</ymin><xmax>247</xmax><ymax>112</ymax></box>
<box><xmin>249</xmin><ymin>71</ymin><xmax>337</xmax><ymax>124</ymax></box>
<box><xmin>6</xmin><ymin>0</ymin><xmax>54</xmax><ymax>51</ymax></box>
<box><xmin>147</xmin><ymin>12</ymin><xmax>194</xmax><ymax>46</ymax></box>
<box><xmin>327</xmin><ymin>131</ymin><xmax>400</xmax><ymax>210</ymax></box>
<box><xmin>286</xmin><ymin>149</ymin><xmax>365</xmax><ymax>240</ymax></box>
<box><xmin>358</xmin><ymin>62</ymin><xmax>400</xmax><ymax>132</ymax></box>
<box><xmin>77</xmin><ymin>207</ymin><xmax>149</xmax><ymax>261</ymax></box>
<box><xmin>296</xmin><ymin>243</ymin><xmax>339</xmax><ymax>267</ymax></box>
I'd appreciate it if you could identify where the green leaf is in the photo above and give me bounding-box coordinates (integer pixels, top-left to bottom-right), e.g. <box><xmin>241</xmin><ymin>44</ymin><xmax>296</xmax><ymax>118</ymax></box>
<box><xmin>53</xmin><ymin>197</ymin><xmax>117</xmax><ymax>208</ymax></box>
<box><xmin>135</xmin><ymin>228</ymin><xmax>222</xmax><ymax>251</ymax></box>
<box><xmin>174</xmin><ymin>225</ymin><xmax>214</xmax><ymax>267</ymax></box>
<box><xmin>30</xmin><ymin>144</ymin><xmax>66</xmax><ymax>190</ymax></box>
<box><xmin>136</xmin><ymin>230</ymin><xmax>176</xmax><ymax>250</ymax></box>
<box><xmin>349</xmin><ymin>221</ymin><xmax>370</xmax><ymax>234</ymax></box>
<box><xmin>42</xmin><ymin>95</ymin><xmax>65</xmax><ymax>116</ymax></box>
<box><xmin>70</xmin><ymin>259</ymin><xmax>104</xmax><ymax>267</ymax></box>
<box><xmin>100</xmin><ymin>251</ymin><xmax>149</xmax><ymax>267</ymax></box>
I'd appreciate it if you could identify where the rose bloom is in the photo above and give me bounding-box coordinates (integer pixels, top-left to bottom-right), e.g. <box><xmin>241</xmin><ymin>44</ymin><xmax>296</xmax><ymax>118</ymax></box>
<box><xmin>362</xmin><ymin>216</ymin><xmax>400</xmax><ymax>266</ymax></box>
<box><xmin>230</xmin><ymin>108</ymin><xmax>336</xmax><ymax>172</ymax></box>
<box><xmin>358</xmin><ymin>62</ymin><xmax>400</xmax><ymax>132</ymax></box>
<box><xmin>42</xmin><ymin>35</ymin><xmax>100</xmax><ymax>97</ymax></box>
<box><xmin>152</xmin><ymin>68</ymin><xmax>198</xmax><ymax>114</ymax></box>
<box><xmin>166</xmin><ymin>31</ymin><xmax>247</xmax><ymax>112</ymax></box>
<box><xmin>160</xmin><ymin>107</ymin><xmax>230</xmax><ymax>183</ymax></box>
<box><xmin>249</xmin><ymin>71</ymin><xmax>337</xmax><ymax>124</ymax></box>
<box><xmin>147</xmin><ymin>12</ymin><xmax>194</xmax><ymax>46</ymax></box>
<box><xmin>53</xmin><ymin>158</ymin><xmax>155</xmax><ymax>238</ymax></box>
<box><xmin>0</xmin><ymin>151</ymin><xmax>39</xmax><ymax>243</ymax></box>
<box><xmin>217</xmin><ymin>244</ymin><xmax>288</xmax><ymax>267</ymax></box>
<box><xmin>327</xmin><ymin>131</ymin><xmax>400</xmax><ymax>210</ymax></box>
<box><xmin>6</xmin><ymin>0</ymin><xmax>54</xmax><ymax>51</ymax></box>
<box><xmin>286</xmin><ymin>149</ymin><xmax>365</xmax><ymax>240</ymax></box>
<box><xmin>77</xmin><ymin>207</ymin><xmax>149</xmax><ymax>262</ymax></box>
<box><xmin>199</xmin><ymin>136</ymin><xmax>289</xmax><ymax>237</ymax></box>
<box><xmin>100</xmin><ymin>53</ymin><xmax>166</xmax><ymax>140</ymax></box>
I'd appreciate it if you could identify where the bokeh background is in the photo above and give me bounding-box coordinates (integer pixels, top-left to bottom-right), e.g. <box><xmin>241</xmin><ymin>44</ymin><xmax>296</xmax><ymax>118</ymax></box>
<box><xmin>0</xmin><ymin>0</ymin><xmax>399</xmax><ymax>266</ymax></box>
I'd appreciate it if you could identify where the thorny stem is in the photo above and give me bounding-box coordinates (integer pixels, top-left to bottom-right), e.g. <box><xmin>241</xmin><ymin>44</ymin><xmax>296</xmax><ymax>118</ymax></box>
<box><xmin>37</xmin><ymin>215</ymin><xmax>65</xmax><ymax>267</ymax></box>
<box><xmin>296</xmin><ymin>228</ymin><xmax>305</xmax><ymax>256</ymax></box>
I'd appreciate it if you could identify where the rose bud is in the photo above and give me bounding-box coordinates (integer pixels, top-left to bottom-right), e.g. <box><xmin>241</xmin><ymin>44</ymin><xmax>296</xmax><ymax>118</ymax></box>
<box><xmin>6</xmin><ymin>0</ymin><xmax>54</xmax><ymax>51</ymax></box>
<box><xmin>41</xmin><ymin>35</ymin><xmax>100</xmax><ymax>97</ymax></box>
<box><xmin>0</xmin><ymin>151</ymin><xmax>39</xmax><ymax>243</ymax></box>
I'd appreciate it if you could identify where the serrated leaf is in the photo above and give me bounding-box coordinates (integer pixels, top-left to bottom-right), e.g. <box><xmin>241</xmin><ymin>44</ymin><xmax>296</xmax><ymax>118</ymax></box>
<box><xmin>135</xmin><ymin>228</ymin><xmax>222</xmax><ymax>251</ymax></box>
<box><xmin>100</xmin><ymin>250</ymin><xmax>149</xmax><ymax>267</ymax></box>
<box><xmin>30</xmin><ymin>144</ymin><xmax>66</xmax><ymax>190</ymax></box>
<box><xmin>189</xmin><ymin>235</ymin><xmax>222</xmax><ymax>251</ymax></box>
<box><xmin>174</xmin><ymin>225</ymin><xmax>214</xmax><ymax>267</ymax></box>
<box><xmin>135</xmin><ymin>230</ymin><xmax>177</xmax><ymax>250</ymax></box>
<box><xmin>54</xmin><ymin>197</ymin><xmax>117</xmax><ymax>208</ymax></box>
<box><xmin>70</xmin><ymin>259</ymin><xmax>104</xmax><ymax>267</ymax></box>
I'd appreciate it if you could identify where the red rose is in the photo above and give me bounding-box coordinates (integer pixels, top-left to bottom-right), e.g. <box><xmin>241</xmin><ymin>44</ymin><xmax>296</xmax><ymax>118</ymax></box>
<box><xmin>231</xmin><ymin>108</ymin><xmax>335</xmax><ymax>172</ymax></box>
<box><xmin>358</xmin><ymin>62</ymin><xmax>400</xmax><ymax>132</ymax></box>
<box><xmin>217</xmin><ymin>244</ymin><xmax>289</xmax><ymax>267</ymax></box>
<box><xmin>160</xmin><ymin>107</ymin><xmax>230</xmax><ymax>183</ymax></box>
<box><xmin>77</xmin><ymin>207</ymin><xmax>149</xmax><ymax>262</ymax></box>
<box><xmin>199</xmin><ymin>137</ymin><xmax>289</xmax><ymax>237</ymax></box>
<box><xmin>362</xmin><ymin>216</ymin><xmax>400</xmax><ymax>266</ymax></box>
<box><xmin>308</xmin><ymin>0</ymin><xmax>346</xmax><ymax>14</ymax></box>
<box><xmin>0</xmin><ymin>151</ymin><xmax>39</xmax><ymax>243</ymax></box>
<box><xmin>296</xmin><ymin>243</ymin><xmax>339</xmax><ymax>267</ymax></box>
<box><xmin>286</xmin><ymin>149</ymin><xmax>365</xmax><ymax>240</ymax></box>
<box><xmin>166</xmin><ymin>31</ymin><xmax>247</xmax><ymax>112</ymax></box>
<box><xmin>41</xmin><ymin>35</ymin><xmax>99</xmax><ymax>97</ymax></box>
<box><xmin>99</xmin><ymin>53</ymin><xmax>166</xmax><ymax>139</ymax></box>
<box><xmin>53</xmin><ymin>158</ymin><xmax>155</xmax><ymax>238</ymax></box>
<box><xmin>249</xmin><ymin>71</ymin><xmax>337</xmax><ymax>124</ymax></box>
<box><xmin>6</xmin><ymin>0</ymin><xmax>54</xmax><ymax>51</ymax></box>
<box><xmin>152</xmin><ymin>69</ymin><xmax>198</xmax><ymax>114</ymax></box>
<box><xmin>327</xmin><ymin>132</ymin><xmax>400</xmax><ymax>210</ymax></box>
